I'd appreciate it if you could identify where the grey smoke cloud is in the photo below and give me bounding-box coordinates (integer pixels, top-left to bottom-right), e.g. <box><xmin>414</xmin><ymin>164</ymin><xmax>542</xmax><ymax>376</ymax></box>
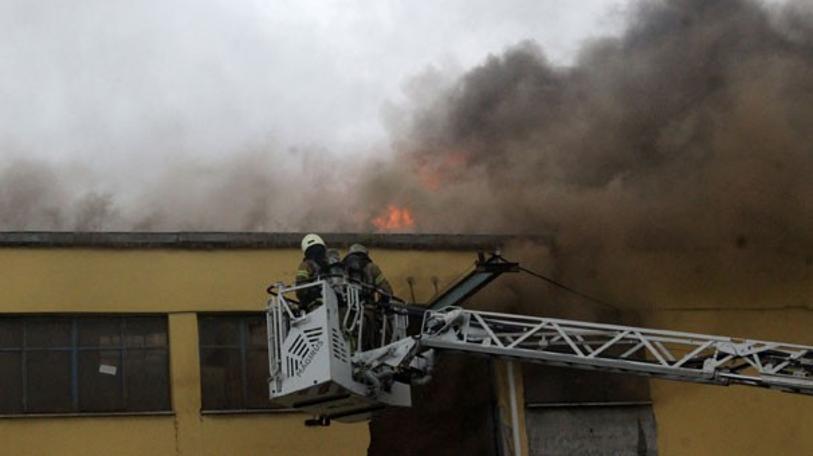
<box><xmin>0</xmin><ymin>0</ymin><xmax>623</xmax><ymax>230</ymax></box>
<box><xmin>0</xmin><ymin>0</ymin><xmax>622</xmax><ymax>159</ymax></box>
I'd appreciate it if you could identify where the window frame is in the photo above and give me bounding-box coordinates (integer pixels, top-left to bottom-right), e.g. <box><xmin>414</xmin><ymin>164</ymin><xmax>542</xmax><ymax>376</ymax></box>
<box><xmin>0</xmin><ymin>314</ymin><xmax>172</xmax><ymax>417</ymax></box>
<box><xmin>197</xmin><ymin>312</ymin><xmax>290</xmax><ymax>414</ymax></box>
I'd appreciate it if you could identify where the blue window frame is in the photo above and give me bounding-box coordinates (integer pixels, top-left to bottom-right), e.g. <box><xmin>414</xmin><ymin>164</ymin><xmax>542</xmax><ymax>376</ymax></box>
<box><xmin>0</xmin><ymin>315</ymin><xmax>170</xmax><ymax>414</ymax></box>
<box><xmin>198</xmin><ymin>314</ymin><xmax>277</xmax><ymax>411</ymax></box>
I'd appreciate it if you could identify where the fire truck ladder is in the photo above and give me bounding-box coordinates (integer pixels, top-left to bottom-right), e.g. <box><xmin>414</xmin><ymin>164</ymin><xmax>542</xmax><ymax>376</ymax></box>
<box><xmin>418</xmin><ymin>307</ymin><xmax>813</xmax><ymax>395</ymax></box>
<box><xmin>265</xmin><ymin>252</ymin><xmax>812</xmax><ymax>426</ymax></box>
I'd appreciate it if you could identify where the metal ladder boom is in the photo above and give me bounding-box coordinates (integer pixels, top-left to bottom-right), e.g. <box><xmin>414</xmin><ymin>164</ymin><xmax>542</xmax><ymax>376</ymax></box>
<box><xmin>419</xmin><ymin>308</ymin><xmax>813</xmax><ymax>395</ymax></box>
<box><xmin>427</xmin><ymin>253</ymin><xmax>518</xmax><ymax>311</ymax></box>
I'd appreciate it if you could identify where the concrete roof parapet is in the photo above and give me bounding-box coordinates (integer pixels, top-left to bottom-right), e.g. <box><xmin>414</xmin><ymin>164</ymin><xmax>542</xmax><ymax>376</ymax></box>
<box><xmin>0</xmin><ymin>232</ymin><xmax>551</xmax><ymax>251</ymax></box>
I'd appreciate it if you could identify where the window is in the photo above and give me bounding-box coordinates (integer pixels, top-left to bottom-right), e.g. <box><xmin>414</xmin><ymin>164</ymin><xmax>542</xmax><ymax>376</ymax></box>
<box><xmin>0</xmin><ymin>316</ymin><xmax>170</xmax><ymax>415</ymax></box>
<box><xmin>198</xmin><ymin>314</ymin><xmax>276</xmax><ymax>411</ymax></box>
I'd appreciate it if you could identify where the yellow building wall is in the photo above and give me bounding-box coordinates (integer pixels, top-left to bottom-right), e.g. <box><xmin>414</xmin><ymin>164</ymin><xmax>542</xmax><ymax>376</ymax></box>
<box><xmin>0</xmin><ymin>247</ymin><xmax>477</xmax><ymax>456</ymax></box>
<box><xmin>507</xmin><ymin>240</ymin><xmax>813</xmax><ymax>456</ymax></box>
<box><xmin>644</xmin><ymin>308</ymin><xmax>813</xmax><ymax>456</ymax></box>
<box><xmin>1</xmin><ymin>245</ymin><xmax>810</xmax><ymax>455</ymax></box>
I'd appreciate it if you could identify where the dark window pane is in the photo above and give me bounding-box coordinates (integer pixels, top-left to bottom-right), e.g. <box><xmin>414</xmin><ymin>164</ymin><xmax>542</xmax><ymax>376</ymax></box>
<box><xmin>78</xmin><ymin>318</ymin><xmax>121</xmax><ymax>347</ymax></box>
<box><xmin>199</xmin><ymin>317</ymin><xmax>239</xmax><ymax>346</ymax></box>
<box><xmin>125</xmin><ymin>349</ymin><xmax>170</xmax><ymax>411</ymax></box>
<box><xmin>26</xmin><ymin>318</ymin><xmax>71</xmax><ymax>347</ymax></box>
<box><xmin>245</xmin><ymin>349</ymin><xmax>272</xmax><ymax>408</ymax></box>
<box><xmin>125</xmin><ymin>318</ymin><xmax>167</xmax><ymax>348</ymax></box>
<box><xmin>0</xmin><ymin>352</ymin><xmax>22</xmax><ymax>413</ymax></box>
<box><xmin>27</xmin><ymin>351</ymin><xmax>72</xmax><ymax>413</ymax></box>
<box><xmin>0</xmin><ymin>316</ymin><xmax>170</xmax><ymax>415</ymax></box>
<box><xmin>0</xmin><ymin>319</ymin><xmax>22</xmax><ymax>348</ymax></box>
<box><xmin>79</xmin><ymin>350</ymin><xmax>124</xmax><ymax>412</ymax></box>
<box><xmin>200</xmin><ymin>348</ymin><xmax>242</xmax><ymax>410</ymax></box>
<box><xmin>246</xmin><ymin>317</ymin><xmax>267</xmax><ymax>348</ymax></box>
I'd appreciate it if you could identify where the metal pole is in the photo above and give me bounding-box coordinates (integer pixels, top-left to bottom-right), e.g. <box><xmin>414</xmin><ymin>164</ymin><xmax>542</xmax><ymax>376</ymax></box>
<box><xmin>506</xmin><ymin>361</ymin><xmax>522</xmax><ymax>456</ymax></box>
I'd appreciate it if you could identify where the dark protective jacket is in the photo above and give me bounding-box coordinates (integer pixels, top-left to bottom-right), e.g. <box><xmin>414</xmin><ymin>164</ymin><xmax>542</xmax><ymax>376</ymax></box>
<box><xmin>344</xmin><ymin>253</ymin><xmax>393</xmax><ymax>350</ymax></box>
<box><xmin>295</xmin><ymin>256</ymin><xmax>328</xmax><ymax>309</ymax></box>
<box><xmin>343</xmin><ymin>253</ymin><xmax>393</xmax><ymax>298</ymax></box>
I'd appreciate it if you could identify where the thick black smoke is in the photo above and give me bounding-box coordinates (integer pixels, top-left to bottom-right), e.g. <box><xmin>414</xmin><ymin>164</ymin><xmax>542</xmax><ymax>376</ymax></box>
<box><xmin>366</xmin><ymin>0</ymin><xmax>813</xmax><ymax>309</ymax></box>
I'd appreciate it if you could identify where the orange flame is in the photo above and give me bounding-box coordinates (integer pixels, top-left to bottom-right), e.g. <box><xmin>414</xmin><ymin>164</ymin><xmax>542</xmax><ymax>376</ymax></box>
<box><xmin>372</xmin><ymin>205</ymin><xmax>416</xmax><ymax>232</ymax></box>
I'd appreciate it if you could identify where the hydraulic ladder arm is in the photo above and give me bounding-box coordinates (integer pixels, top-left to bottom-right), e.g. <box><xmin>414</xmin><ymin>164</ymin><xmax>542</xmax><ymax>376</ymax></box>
<box><xmin>427</xmin><ymin>252</ymin><xmax>519</xmax><ymax>311</ymax></box>
<box><xmin>266</xmin><ymin>253</ymin><xmax>812</xmax><ymax>424</ymax></box>
<box><xmin>417</xmin><ymin>307</ymin><xmax>813</xmax><ymax>395</ymax></box>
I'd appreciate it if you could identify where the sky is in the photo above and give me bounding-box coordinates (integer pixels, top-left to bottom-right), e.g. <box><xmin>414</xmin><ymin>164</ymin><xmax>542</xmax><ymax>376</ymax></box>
<box><xmin>0</xmin><ymin>0</ymin><xmax>629</xmax><ymax>173</ymax></box>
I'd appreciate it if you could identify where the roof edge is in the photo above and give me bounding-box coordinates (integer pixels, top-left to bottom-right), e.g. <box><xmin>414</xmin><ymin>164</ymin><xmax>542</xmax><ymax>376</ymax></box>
<box><xmin>0</xmin><ymin>232</ymin><xmax>552</xmax><ymax>251</ymax></box>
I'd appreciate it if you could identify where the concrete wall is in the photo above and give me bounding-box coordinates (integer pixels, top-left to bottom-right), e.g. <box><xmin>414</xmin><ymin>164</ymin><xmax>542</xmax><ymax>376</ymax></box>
<box><xmin>0</xmin><ymin>243</ymin><xmax>480</xmax><ymax>456</ymax></box>
<box><xmin>525</xmin><ymin>405</ymin><xmax>657</xmax><ymax>456</ymax></box>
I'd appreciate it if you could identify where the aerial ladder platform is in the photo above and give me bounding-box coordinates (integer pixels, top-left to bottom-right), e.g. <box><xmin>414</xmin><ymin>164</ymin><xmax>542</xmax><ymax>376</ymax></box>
<box><xmin>266</xmin><ymin>254</ymin><xmax>813</xmax><ymax>424</ymax></box>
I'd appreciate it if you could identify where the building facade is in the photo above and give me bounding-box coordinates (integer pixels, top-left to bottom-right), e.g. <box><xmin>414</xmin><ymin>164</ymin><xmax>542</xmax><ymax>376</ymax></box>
<box><xmin>0</xmin><ymin>232</ymin><xmax>810</xmax><ymax>455</ymax></box>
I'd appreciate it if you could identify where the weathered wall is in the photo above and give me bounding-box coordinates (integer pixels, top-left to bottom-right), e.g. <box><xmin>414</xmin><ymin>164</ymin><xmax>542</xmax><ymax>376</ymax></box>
<box><xmin>1</xmin><ymin>234</ymin><xmax>809</xmax><ymax>455</ymax></box>
<box><xmin>0</xmin><ymin>245</ymin><xmax>479</xmax><ymax>456</ymax></box>
<box><xmin>0</xmin><ymin>248</ymin><xmax>475</xmax><ymax>313</ymax></box>
<box><xmin>644</xmin><ymin>308</ymin><xmax>813</xmax><ymax>456</ymax></box>
<box><xmin>626</xmin><ymin>249</ymin><xmax>813</xmax><ymax>456</ymax></box>
<box><xmin>499</xmin><ymin>240</ymin><xmax>813</xmax><ymax>456</ymax></box>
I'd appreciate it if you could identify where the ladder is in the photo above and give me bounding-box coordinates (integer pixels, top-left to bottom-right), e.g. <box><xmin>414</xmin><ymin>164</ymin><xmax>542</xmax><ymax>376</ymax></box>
<box><xmin>419</xmin><ymin>307</ymin><xmax>813</xmax><ymax>395</ymax></box>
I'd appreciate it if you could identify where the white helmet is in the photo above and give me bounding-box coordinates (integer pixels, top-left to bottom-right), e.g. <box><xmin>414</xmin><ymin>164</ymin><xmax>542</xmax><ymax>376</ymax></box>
<box><xmin>301</xmin><ymin>233</ymin><xmax>326</xmax><ymax>253</ymax></box>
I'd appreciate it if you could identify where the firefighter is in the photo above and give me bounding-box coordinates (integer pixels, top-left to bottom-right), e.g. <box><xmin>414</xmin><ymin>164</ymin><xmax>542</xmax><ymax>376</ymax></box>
<box><xmin>295</xmin><ymin>233</ymin><xmax>329</xmax><ymax>310</ymax></box>
<box><xmin>325</xmin><ymin>248</ymin><xmax>348</xmax><ymax>291</ymax></box>
<box><xmin>343</xmin><ymin>243</ymin><xmax>393</xmax><ymax>301</ymax></box>
<box><xmin>343</xmin><ymin>243</ymin><xmax>392</xmax><ymax>350</ymax></box>
<box><xmin>326</xmin><ymin>248</ymin><xmax>344</xmax><ymax>278</ymax></box>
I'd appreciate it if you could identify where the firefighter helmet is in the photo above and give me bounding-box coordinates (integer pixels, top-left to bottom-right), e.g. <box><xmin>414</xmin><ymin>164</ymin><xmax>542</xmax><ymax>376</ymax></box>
<box><xmin>348</xmin><ymin>243</ymin><xmax>368</xmax><ymax>256</ymax></box>
<box><xmin>301</xmin><ymin>233</ymin><xmax>326</xmax><ymax>253</ymax></box>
